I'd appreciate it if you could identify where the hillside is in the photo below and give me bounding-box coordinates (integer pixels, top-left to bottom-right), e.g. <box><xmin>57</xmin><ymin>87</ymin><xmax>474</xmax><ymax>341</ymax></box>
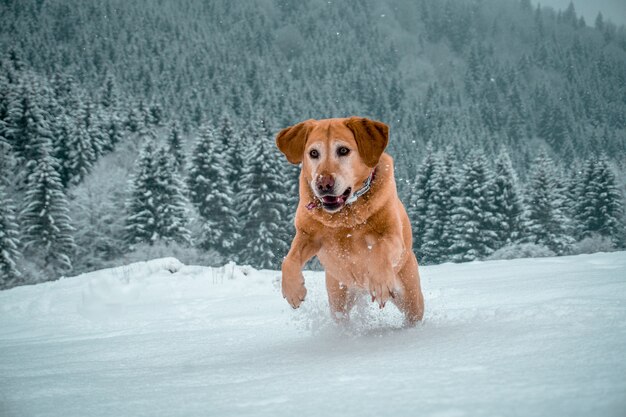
<box><xmin>1</xmin><ymin>0</ymin><xmax>625</xmax><ymax>287</ymax></box>
<box><xmin>1</xmin><ymin>252</ymin><xmax>625</xmax><ymax>416</ymax></box>
<box><xmin>1</xmin><ymin>0</ymin><xmax>625</xmax><ymax>169</ymax></box>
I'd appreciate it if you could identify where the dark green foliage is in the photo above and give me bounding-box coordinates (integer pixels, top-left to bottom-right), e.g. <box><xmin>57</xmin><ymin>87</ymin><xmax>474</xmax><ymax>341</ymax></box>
<box><xmin>449</xmin><ymin>150</ymin><xmax>499</xmax><ymax>262</ymax></box>
<box><xmin>523</xmin><ymin>151</ymin><xmax>574</xmax><ymax>254</ymax></box>
<box><xmin>20</xmin><ymin>138</ymin><xmax>75</xmax><ymax>274</ymax></box>
<box><xmin>573</xmin><ymin>155</ymin><xmax>624</xmax><ymax>245</ymax></box>
<box><xmin>0</xmin><ymin>182</ymin><xmax>21</xmax><ymax>288</ymax></box>
<box><xmin>492</xmin><ymin>148</ymin><xmax>526</xmax><ymax>248</ymax></box>
<box><xmin>0</xmin><ymin>0</ymin><xmax>625</xmax><ymax>281</ymax></box>
<box><xmin>419</xmin><ymin>151</ymin><xmax>456</xmax><ymax>265</ymax></box>
<box><xmin>1</xmin><ymin>0</ymin><xmax>624</xmax><ymax>167</ymax></box>
<box><xmin>167</xmin><ymin>121</ymin><xmax>184</xmax><ymax>171</ymax></box>
<box><xmin>238</xmin><ymin>119</ymin><xmax>292</xmax><ymax>269</ymax></box>
<box><xmin>5</xmin><ymin>84</ymin><xmax>54</xmax><ymax>184</ymax></box>
<box><xmin>407</xmin><ymin>144</ymin><xmax>437</xmax><ymax>258</ymax></box>
<box><xmin>186</xmin><ymin>124</ymin><xmax>239</xmax><ymax>254</ymax></box>
<box><xmin>126</xmin><ymin>140</ymin><xmax>191</xmax><ymax>246</ymax></box>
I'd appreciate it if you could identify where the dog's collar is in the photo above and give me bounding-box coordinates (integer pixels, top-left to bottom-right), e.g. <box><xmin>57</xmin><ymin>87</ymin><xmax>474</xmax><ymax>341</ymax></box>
<box><xmin>306</xmin><ymin>167</ymin><xmax>377</xmax><ymax>210</ymax></box>
<box><xmin>346</xmin><ymin>167</ymin><xmax>376</xmax><ymax>205</ymax></box>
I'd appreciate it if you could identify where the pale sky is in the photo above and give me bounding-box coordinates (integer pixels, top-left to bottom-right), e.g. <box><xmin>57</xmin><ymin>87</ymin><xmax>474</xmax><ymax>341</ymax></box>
<box><xmin>534</xmin><ymin>0</ymin><xmax>626</xmax><ymax>27</ymax></box>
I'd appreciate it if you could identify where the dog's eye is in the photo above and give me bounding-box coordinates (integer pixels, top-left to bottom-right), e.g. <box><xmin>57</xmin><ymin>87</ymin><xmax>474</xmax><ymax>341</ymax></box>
<box><xmin>337</xmin><ymin>147</ymin><xmax>350</xmax><ymax>156</ymax></box>
<box><xmin>309</xmin><ymin>149</ymin><xmax>319</xmax><ymax>159</ymax></box>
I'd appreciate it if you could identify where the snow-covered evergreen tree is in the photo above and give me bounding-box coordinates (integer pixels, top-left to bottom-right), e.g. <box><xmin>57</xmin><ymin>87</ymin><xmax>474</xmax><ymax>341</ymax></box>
<box><xmin>449</xmin><ymin>150</ymin><xmax>499</xmax><ymax>261</ymax></box>
<box><xmin>523</xmin><ymin>151</ymin><xmax>574</xmax><ymax>254</ymax></box>
<box><xmin>126</xmin><ymin>104</ymin><xmax>143</xmax><ymax>133</ymax></box>
<box><xmin>186</xmin><ymin>123</ymin><xmax>239</xmax><ymax>253</ymax></box>
<box><xmin>420</xmin><ymin>151</ymin><xmax>456</xmax><ymax>264</ymax></box>
<box><xmin>563</xmin><ymin>159</ymin><xmax>584</xmax><ymax>231</ymax></box>
<box><xmin>492</xmin><ymin>148</ymin><xmax>525</xmax><ymax>248</ymax></box>
<box><xmin>408</xmin><ymin>144</ymin><xmax>437</xmax><ymax>258</ymax></box>
<box><xmin>0</xmin><ymin>182</ymin><xmax>21</xmax><ymax>288</ymax></box>
<box><xmin>126</xmin><ymin>140</ymin><xmax>191</xmax><ymax>246</ymax></box>
<box><xmin>5</xmin><ymin>85</ymin><xmax>54</xmax><ymax>186</ymax></box>
<box><xmin>152</xmin><ymin>146</ymin><xmax>191</xmax><ymax>245</ymax></box>
<box><xmin>20</xmin><ymin>138</ymin><xmax>75</xmax><ymax>274</ymax></box>
<box><xmin>574</xmin><ymin>155</ymin><xmax>624</xmax><ymax>246</ymax></box>
<box><xmin>187</xmin><ymin>125</ymin><xmax>217</xmax><ymax>217</ymax></box>
<box><xmin>66</xmin><ymin>119</ymin><xmax>96</xmax><ymax>186</ymax></box>
<box><xmin>80</xmin><ymin>100</ymin><xmax>105</xmax><ymax>159</ymax></box>
<box><xmin>216</xmin><ymin>113</ymin><xmax>236</xmax><ymax>182</ymax></box>
<box><xmin>167</xmin><ymin>121</ymin><xmax>184</xmax><ymax>171</ymax></box>
<box><xmin>102</xmin><ymin>112</ymin><xmax>124</xmax><ymax>153</ymax></box>
<box><xmin>126</xmin><ymin>140</ymin><xmax>159</xmax><ymax>244</ymax></box>
<box><xmin>100</xmin><ymin>73</ymin><xmax>119</xmax><ymax>110</ymax></box>
<box><xmin>238</xmin><ymin>118</ymin><xmax>291</xmax><ymax>268</ymax></box>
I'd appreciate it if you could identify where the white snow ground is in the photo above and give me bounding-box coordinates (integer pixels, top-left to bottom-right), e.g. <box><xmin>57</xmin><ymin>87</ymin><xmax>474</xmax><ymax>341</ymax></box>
<box><xmin>1</xmin><ymin>253</ymin><xmax>626</xmax><ymax>417</ymax></box>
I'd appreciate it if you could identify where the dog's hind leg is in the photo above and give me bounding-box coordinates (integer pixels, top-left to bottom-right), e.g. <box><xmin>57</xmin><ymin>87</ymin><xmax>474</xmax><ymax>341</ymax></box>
<box><xmin>325</xmin><ymin>272</ymin><xmax>355</xmax><ymax>323</ymax></box>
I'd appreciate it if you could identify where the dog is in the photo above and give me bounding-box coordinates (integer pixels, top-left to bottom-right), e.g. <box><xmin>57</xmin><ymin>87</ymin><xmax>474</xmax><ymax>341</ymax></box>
<box><xmin>275</xmin><ymin>117</ymin><xmax>424</xmax><ymax>325</ymax></box>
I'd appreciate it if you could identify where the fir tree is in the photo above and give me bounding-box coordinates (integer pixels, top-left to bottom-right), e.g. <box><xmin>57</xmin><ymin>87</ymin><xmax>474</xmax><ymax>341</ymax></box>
<box><xmin>216</xmin><ymin>113</ymin><xmax>236</xmax><ymax>180</ymax></box>
<box><xmin>523</xmin><ymin>151</ymin><xmax>574</xmax><ymax>254</ymax></box>
<box><xmin>229</xmin><ymin>122</ymin><xmax>249</xmax><ymax>197</ymax></box>
<box><xmin>167</xmin><ymin>121</ymin><xmax>185</xmax><ymax>170</ymax></box>
<box><xmin>492</xmin><ymin>148</ymin><xmax>525</xmax><ymax>248</ymax></box>
<box><xmin>126</xmin><ymin>140</ymin><xmax>159</xmax><ymax>244</ymax></box>
<box><xmin>52</xmin><ymin>113</ymin><xmax>73</xmax><ymax>187</ymax></box>
<box><xmin>574</xmin><ymin>155</ymin><xmax>624</xmax><ymax>245</ymax></box>
<box><xmin>126</xmin><ymin>104</ymin><xmax>143</xmax><ymax>133</ymax></box>
<box><xmin>152</xmin><ymin>146</ymin><xmax>192</xmax><ymax>245</ymax></box>
<box><xmin>5</xmin><ymin>85</ymin><xmax>54</xmax><ymax>185</ymax></box>
<box><xmin>126</xmin><ymin>140</ymin><xmax>191</xmax><ymax>246</ymax></box>
<box><xmin>100</xmin><ymin>73</ymin><xmax>118</xmax><ymax>110</ymax></box>
<box><xmin>420</xmin><ymin>151</ymin><xmax>456</xmax><ymax>264</ymax></box>
<box><xmin>0</xmin><ymin>182</ymin><xmax>21</xmax><ymax>288</ymax></box>
<box><xmin>20</xmin><ymin>138</ymin><xmax>75</xmax><ymax>274</ymax></box>
<box><xmin>238</xmin><ymin>119</ymin><xmax>291</xmax><ymax>268</ymax></box>
<box><xmin>449</xmin><ymin>150</ymin><xmax>499</xmax><ymax>261</ymax></box>
<box><xmin>102</xmin><ymin>113</ymin><xmax>124</xmax><ymax>153</ymax></box>
<box><xmin>407</xmin><ymin>144</ymin><xmax>437</xmax><ymax>258</ymax></box>
<box><xmin>186</xmin><ymin>124</ymin><xmax>239</xmax><ymax>254</ymax></box>
<box><xmin>80</xmin><ymin>100</ymin><xmax>105</xmax><ymax>159</ymax></box>
<box><xmin>187</xmin><ymin>125</ymin><xmax>216</xmax><ymax>218</ymax></box>
<box><xmin>66</xmin><ymin>121</ymin><xmax>96</xmax><ymax>186</ymax></box>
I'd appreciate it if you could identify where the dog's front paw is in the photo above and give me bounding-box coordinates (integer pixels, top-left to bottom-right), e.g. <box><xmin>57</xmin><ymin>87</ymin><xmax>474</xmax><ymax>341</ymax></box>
<box><xmin>368</xmin><ymin>278</ymin><xmax>397</xmax><ymax>309</ymax></box>
<box><xmin>282</xmin><ymin>274</ymin><xmax>307</xmax><ymax>309</ymax></box>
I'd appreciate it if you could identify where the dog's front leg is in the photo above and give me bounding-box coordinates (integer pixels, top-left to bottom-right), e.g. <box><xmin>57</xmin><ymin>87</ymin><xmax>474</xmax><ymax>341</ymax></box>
<box><xmin>282</xmin><ymin>229</ymin><xmax>320</xmax><ymax>309</ymax></box>
<box><xmin>367</xmin><ymin>235</ymin><xmax>404</xmax><ymax>309</ymax></box>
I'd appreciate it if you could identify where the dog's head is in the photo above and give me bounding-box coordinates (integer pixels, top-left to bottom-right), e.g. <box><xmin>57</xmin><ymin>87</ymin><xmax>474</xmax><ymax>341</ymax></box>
<box><xmin>276</xmin><ymin>117</ymin><xmax>388</xmax><ymax>213</ymax></box>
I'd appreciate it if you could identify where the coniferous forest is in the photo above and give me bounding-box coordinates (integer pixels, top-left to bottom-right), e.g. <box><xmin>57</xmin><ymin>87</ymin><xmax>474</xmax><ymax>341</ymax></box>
<box><xmin>0</xmin><ymin>0</ymin><xmax>625</xmax><ymax>289</ymax></box>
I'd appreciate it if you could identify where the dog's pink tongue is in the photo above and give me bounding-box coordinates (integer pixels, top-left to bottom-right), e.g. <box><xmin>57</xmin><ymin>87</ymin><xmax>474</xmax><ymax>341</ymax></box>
<box><xmin>322</xmin><ymin>195</ymin><xmax>347</xmax><ymax>205</ymax></box>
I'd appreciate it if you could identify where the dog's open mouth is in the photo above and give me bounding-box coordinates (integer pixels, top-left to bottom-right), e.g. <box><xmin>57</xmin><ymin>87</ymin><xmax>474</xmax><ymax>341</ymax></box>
<box><xmin>320</xmin><ymin>187</ymin><xmax>351</xmax><ymax>211</ymax></box>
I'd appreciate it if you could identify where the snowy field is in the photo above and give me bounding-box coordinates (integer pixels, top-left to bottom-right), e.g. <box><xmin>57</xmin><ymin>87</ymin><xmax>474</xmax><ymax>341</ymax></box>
<box><xmin>1</xmin><ymin>252</ymin><xmax>626</xmax><ymax>417</ymax></box>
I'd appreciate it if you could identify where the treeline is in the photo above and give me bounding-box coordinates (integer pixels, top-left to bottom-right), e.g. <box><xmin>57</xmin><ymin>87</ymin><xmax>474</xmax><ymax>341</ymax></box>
<box><xmin>0</xmin><ymin>52</ymin><xmax>163</xmax><ymax>287</ymax></box>
<box><xmin>0</xmin><ymin>54</ymin><xmax>298</xmax><ymax>289</ymax></box>
<box><xmin>410</xmin><ymin>146</ymin><xmax>624</xmax><ymax>264</ymax></box>
<box><xmin>1</xmin><ymin>0</ymin><xmax>625</xmax><ymax>174</ymax></box>
<box><xmin>1</xmin><ymin>49</ymin><xmax>625</xmax><ymax>289</ymax></box>
<box><xmin>124</xmin><ymin>116</ymin><xmax>298</xmax><ymax>270</ymax></box>
<box><xmin>2</xmin><ymin>0</ymin><xmax>626</xmax><ymax>288</ymax></box>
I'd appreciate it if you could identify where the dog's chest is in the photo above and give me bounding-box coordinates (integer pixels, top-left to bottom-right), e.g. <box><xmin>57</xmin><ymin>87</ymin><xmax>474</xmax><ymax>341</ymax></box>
<box><xmin>316</xmin><ymin>229</ymin><xmax>380</xmax><ymax>284</ymax></box>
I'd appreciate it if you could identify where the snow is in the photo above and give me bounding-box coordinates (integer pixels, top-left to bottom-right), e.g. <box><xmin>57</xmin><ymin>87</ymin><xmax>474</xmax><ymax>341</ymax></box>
<box><xmin>1</xmin><ymin>252</ymin><xmax>626</xmax><ymax>417</ymax></box>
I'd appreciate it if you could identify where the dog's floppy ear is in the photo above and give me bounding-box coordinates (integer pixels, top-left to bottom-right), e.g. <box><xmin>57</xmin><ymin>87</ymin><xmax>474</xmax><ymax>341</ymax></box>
<box><xmin>276</xmin><ymin>119</ymin><xmax>315</xmax><ymax>164</ymax></box>
<box><xmin>345</xmin><ymin>117</ymin><xmax>389</xmax><ymax>168</ymax></box>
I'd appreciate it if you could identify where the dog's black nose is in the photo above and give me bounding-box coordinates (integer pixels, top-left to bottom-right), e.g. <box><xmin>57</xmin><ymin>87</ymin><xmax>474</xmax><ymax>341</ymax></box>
<box><xmin>316</xmin><ymin>175</ymin><xmax>335</xmax><ymax>194</ymax></box>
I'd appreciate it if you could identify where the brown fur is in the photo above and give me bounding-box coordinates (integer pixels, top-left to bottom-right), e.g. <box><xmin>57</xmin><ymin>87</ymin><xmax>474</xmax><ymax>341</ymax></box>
<box><xmin>276</xmin><ymin>117</ymin><xmax>424</xmax><ymax>325</ymax></box>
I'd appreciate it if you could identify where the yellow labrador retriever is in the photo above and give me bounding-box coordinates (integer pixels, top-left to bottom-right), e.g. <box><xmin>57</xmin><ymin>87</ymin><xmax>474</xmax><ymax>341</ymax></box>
<box><xmin>276</xmin><ymin>117</ymin><xmax>424</xmax><ymax>325</ymax></box>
